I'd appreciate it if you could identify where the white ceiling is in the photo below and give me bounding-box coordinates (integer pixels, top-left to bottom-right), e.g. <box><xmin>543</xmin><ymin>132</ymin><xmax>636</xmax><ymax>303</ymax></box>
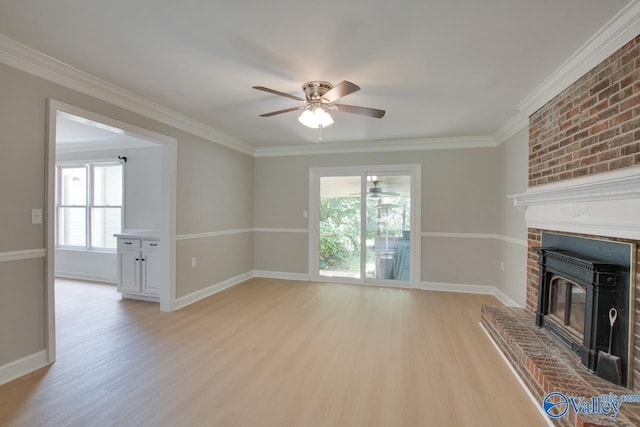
<box><xmin>0</xmin><ymin>0</ymin><xmax>633</xmax><ymax>148</ymax></box>
<box><xmin>57</xmin><ymin>112</ymin><xmax>158</xmax><ymax>153</ymax></box>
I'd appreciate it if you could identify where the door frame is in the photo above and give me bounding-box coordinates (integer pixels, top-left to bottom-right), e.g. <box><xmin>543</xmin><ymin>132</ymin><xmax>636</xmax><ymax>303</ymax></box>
<box><xmin>45</xmin><ymin>99</ymin><xmax>178</xmax><ymax>363</ymax></box>
<box><xmin>309</xmin><ymin>164</ymin><xmax>421</xmax><ymax>288</ymax></box>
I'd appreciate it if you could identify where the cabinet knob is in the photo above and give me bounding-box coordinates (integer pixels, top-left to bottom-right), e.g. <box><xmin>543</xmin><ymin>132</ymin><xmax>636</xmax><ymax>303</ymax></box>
<box><xmin>150</xmin><ymin>243</ymin><xmax>158</xmax><ymax>246</ymax></box>
<box><xmin>135</xmin><ymin>258</ymin><xmax>140</xmax><ymax>261</ymax></box>
<box><xmin>124</xmin><ymin>242</ymin><xmax>132</xmax><ymax>245</ymax></box>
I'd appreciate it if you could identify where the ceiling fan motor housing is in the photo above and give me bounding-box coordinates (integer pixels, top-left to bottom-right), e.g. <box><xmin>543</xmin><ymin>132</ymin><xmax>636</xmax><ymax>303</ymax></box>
<box><xmin>303</xmin><ymin>81</ymin><xmax>332</xmax><ymax>102</ymax></box>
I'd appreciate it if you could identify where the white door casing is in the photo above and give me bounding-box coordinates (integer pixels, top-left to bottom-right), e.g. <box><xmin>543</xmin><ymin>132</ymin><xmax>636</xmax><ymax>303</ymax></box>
<box><xmin>45</xmin><ymin>99</ymin><xmax>178</xmax><ymax>364</ymax></box>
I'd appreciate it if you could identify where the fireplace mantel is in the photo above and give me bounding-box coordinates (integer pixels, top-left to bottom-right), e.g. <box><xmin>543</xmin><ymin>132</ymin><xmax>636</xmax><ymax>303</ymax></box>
<box><xmin>508</xmin><ymin>166</ymin><xmax>640</xmax><ymax>240</ymax></box>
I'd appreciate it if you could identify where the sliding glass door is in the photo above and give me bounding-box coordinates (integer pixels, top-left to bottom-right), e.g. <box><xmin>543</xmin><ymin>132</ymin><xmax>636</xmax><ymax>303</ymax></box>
<box><xmin>364</xmin><ymin>173</ymin><xmax>411</xmax><ymax>281</ymax></box>
<box><xmin>319</xmin><ymin>176</ymin><xmax>362</xmax><ymax>279</ymax></box>
<box><xmin>310</xmin><ymin>165</ymin><xmax>420</xmax><ymax>286</ymax></box>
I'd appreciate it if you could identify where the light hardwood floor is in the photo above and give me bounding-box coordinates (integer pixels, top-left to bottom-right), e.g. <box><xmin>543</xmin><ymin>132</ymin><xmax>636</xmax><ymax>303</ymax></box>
<box><xmin>0</xmin><ymin>278</ymin><xmax>548</xmax><ymax>426</ymax></box>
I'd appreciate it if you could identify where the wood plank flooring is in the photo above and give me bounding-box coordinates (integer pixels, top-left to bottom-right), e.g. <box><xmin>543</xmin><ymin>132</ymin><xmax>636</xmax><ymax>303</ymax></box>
<box><xmin>0</xmin><ymin>278</ymin><xmax>548</xmax><ymax>426</ymax></box>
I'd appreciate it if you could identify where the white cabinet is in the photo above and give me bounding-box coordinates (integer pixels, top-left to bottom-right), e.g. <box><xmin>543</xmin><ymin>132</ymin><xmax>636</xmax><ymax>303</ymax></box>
<box><xmin>141</xmin><ymin>241</ymin><xmax>161</xmax><ymax>296</ymax></box>
<box><xmin>116</xmin><ymin>236</ymin><xmax>160</xmax><ymax>302</ymax></box>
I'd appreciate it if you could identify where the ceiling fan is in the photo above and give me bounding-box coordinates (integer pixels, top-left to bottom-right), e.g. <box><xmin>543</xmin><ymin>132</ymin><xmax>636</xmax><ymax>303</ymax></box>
<box><xmin>351</xmin><ymin>180</ymin><xmax>400</xmax><ymax>198</ymax></box>
<box><xmin>368</xmin><ymin>180</ymin><xmax>400</xmax><ymax>198</ymax></box>
<box><xmin>253</xmin><ymin>80</ymin><xmax>385</xmax><ymax>141</ymax></box>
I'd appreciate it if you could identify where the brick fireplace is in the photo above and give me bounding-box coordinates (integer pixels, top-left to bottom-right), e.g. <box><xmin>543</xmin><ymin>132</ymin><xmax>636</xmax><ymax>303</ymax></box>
<box><xmin>482</xmin><ymin>34</ymin><xmax>640</xmax><ymax>427</ymax></box>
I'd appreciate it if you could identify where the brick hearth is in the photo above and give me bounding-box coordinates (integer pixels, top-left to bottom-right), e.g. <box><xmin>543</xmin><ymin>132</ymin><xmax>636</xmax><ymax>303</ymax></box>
<box><xmin>481</xmin><ymin>305</ymin><xmax>639</xmax><ymax>427</ymax></box>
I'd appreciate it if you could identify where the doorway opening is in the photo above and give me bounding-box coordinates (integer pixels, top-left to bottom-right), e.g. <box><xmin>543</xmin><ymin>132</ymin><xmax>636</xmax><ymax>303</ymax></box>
<box><xmin>54</xmin><ymin>111</ymin><xmax>159</xmax><ymax>285</ymax></box>
<box><xmin>309</xmin><ymin>165</ymin><xmax>421</xmax><ymax>287</ymax></box>
<box><xmin>45</xmin><ymin>100</ymin><xmax>177</xmax><ymax>363</ymax></box>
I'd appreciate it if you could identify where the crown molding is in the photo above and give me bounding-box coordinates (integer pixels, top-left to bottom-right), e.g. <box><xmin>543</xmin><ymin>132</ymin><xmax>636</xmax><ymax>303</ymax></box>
<box><xmin>2</xmin><ymin>0</ymin><xmax>637</xmax><ymax>159</ymax></box>
<box><xmin>254</xmin><ymin>136</ymin><xmax>497</xmax><ymax>158</ymax></box>
<box><xmin>0</xmin><ymin>34</ymin><xmax>255</xmax><ymax>156</ymax></box>
<box><xmin>494</xmin><ymin>112</ymin><xmax>528</xmax><ymax>145</ymax></box>
<box><xmin>494</xmin><ymin>0</ymin><xmax>640</xmax><ymax>144</ymax></box>
<box><xmin>516</xmin><ymin>0</ymin><xmax>640</xmax><ymax>117</ymax></box>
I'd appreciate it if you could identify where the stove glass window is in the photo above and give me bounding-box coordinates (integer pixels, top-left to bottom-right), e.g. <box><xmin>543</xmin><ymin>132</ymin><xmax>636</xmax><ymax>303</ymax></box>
<box><xmin>549</xmin><ymin>277</ymin><xmax>586</xmax><ymax>341</ymax></box>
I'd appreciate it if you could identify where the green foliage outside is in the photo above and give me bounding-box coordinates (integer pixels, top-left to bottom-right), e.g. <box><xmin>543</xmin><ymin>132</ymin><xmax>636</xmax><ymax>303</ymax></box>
<box><xmin>319</xmin><ymin>197</ymin><xmax>360</xmax><ymax>269</ymax></box>
<box><xmin>319</xmin><ymin>195</ymin><xmax>411</xmax><ymax>271</ymax></box>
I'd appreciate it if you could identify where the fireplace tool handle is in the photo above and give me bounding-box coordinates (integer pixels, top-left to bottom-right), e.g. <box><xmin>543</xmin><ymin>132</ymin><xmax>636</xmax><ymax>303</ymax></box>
<box><xmin>596</xmin><ymin>307</ymin><xmax>621</xmax><ymax>385</ymax></box>
<box><xmin>607</xmin><ymin>307</ymin><xmax>617</xmax><ymax>354</ymax></box>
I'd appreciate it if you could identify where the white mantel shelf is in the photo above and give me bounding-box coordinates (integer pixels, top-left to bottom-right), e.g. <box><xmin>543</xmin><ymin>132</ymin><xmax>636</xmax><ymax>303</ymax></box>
<box><xmin>508</xmin><ymin>166</ymin><xmax>640</xmax><ymax>241</ymax></box>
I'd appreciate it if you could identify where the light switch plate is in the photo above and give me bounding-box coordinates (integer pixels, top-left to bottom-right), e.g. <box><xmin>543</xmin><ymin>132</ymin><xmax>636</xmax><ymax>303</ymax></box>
<box><xmin>31</xmin><ymin>208</ymin><xmax>43</xmax><ymax>224</ymax></box>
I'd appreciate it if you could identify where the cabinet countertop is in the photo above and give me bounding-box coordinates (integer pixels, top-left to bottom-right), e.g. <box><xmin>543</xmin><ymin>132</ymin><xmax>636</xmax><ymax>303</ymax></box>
<box><xmin>114</xmin><ymin>230</ymin><xmax>160</xmax><ymax>241</ymax></box>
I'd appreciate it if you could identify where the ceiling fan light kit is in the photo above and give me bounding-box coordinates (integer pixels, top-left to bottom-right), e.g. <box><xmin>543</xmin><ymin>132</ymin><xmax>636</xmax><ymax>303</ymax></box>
<box><xmin>298</xmin><ymin>106</ymin><xmax>334</xmax><ymax>129</ymax></box>
<box><xmin>253</xmin><ymin>80</ymin><xmax>385</xmax><ymax>141</ymax></box>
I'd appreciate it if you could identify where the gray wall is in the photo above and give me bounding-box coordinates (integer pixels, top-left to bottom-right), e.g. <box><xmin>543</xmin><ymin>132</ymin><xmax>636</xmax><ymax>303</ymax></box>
<box><xmin>0</xmin><ymin>62</ymin><xmax>254</xmax><ymax>367</ymax></box>
<box><xmin>254</xmin><ymin>148</ymin><xmax>499</xmax><ymax>286</ymax></box>
<box><xmin>175</xmin><ymin>137</ymin><xmax>254</xmax><ymax>298</ymax></box>
<box><xmin>496</xmin><ymin>127</ymin><xmax>528</xmax><ymax>306</ymax></box>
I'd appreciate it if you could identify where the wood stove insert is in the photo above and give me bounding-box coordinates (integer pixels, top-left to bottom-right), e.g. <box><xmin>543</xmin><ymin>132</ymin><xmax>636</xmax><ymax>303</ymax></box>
<box><xmin>535</xmin><ymin>234</ymin><xmax>634</xmax><ymax>388</ymax></box>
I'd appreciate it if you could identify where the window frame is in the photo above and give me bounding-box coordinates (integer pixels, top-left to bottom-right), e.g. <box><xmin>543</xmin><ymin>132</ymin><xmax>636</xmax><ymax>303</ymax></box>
<box><xmin>56</xmin><ymin>160</ymin><xmax>124</xmax><ymax>252</ymax></box>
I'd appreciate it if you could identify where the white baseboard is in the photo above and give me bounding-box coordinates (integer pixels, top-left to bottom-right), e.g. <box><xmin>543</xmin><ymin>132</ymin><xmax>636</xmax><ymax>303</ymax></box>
<box><xmin>420</xmin><ymin>281</ymin><xmax>523</xmax><ymax>307</ymax></box>
<box><xmin>175</xmin><ymin>271</ymin><xmax>253</xmax><ymax>310</ymax></box>
<box><xmin>493</xmin><ymin>288</ymin><xmax>521</xmax><ymax>307</ymax></box>
<box><xmin>120</xmin><ymin>293</ymin><xmax>160</xmax><ymax>303</ymax></box>
<box><xmin>0</xmin><ymin>350</ymin><xmax>49</xmax><ymax>386</ymax></box>
<box><xmin>252</xmin><ymin>270</ymin><xmax>310</xmax><ymax>281</ymax></box>
<box><xmin>419</xmin><ymin>281</ymin><xmax>495</xmax><ymax>295</ymax></box>
<box><xmin>479</xmin><ymin>322</ymin><xmax>554</xmax><ymax>427</ymax></box>
<box><xmin>55</xmin><ymin>271</ymin><xmax>117</xmax><ymax>284</ymax></box>
<box><xmin>174</xmin><ymin>272</ymin><xmax>523</xmax><ymax>310</ymax></box>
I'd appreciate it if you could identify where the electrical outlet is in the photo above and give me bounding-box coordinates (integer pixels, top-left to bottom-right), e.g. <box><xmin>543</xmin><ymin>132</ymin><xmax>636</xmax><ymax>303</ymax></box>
<box><xmin>500</xmin><ymin>261</ymin><xmax>505</xmax><ymax>272</ymax></box>
<box><xmin>31</xmin><ymin>208</ymin><xmax>43</xmax><ymax>224</ymax></box>
<box><xmin>303</xmin><ymin>210</ymin><xmax>308</xmax><ymax>218</ymax></box>
<box><xmin>191</xmin><ymin>257</ymin><xmax>197</xmax><ymax>267</ymax></box>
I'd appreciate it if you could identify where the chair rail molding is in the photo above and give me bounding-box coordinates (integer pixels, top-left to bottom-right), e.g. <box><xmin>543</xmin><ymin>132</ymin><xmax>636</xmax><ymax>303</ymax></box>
<box><xmin>0</xmin><ymin>248</ymin><xmax>46</xmax><ymax>263</ymax></box>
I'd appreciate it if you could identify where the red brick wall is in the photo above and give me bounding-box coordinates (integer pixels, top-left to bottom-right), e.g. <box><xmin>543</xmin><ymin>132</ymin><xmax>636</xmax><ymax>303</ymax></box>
<box><xmin>528</xmin><ymin>35</ymin><xmax>640</xmax><ymax>186</ymax></box>
<box><xmin>526</xmin><ymin>35</ymin><xmax>640</xmax><ymax>391</ymax></box>
<box><xmin>525</xmin><ymin>229</ymin><xmax>542</xmax><ymax>312</ymax></box>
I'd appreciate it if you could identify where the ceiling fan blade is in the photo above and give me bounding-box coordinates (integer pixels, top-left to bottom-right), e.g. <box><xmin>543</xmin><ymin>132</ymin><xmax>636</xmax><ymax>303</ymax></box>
<box><xmin>334</xmin><ymin>103</ymin><xmax>386</xmax><ymax>118</ymax></box>
<box><xmin>253</xmin><ymin>86</ymin><xmax>305</xmax><ymax>102</ymax></box>
<box><xmin>321</xmin><ymin>81</ymin><xmax>360</xmax><ymax>103</ymax></box>
<box><xmin>259</xmin><ymin>106</ymin><xmax>305</xmax><ymax>117</ymax></box>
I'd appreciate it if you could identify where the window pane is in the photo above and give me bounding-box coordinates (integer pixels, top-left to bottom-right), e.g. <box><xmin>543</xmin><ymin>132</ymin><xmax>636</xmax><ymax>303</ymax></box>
<box><xmin>365</xmin><ymin>174</ymin><xmax>411</xmax><ymax>281</ymax></box>
<box><xmin>319</xmin><ymin>176</ymin><xmax>362</xmax><ymax>279</ymax></box>
<box><xmin>58</xmin><ymin>207</ymin><xmax>86</xmax><ymax>246</ymax></box>
<box><xmin>93</xmin><ymin>164</ymin><xmax>122</xmax><ymax>206</ymax></box>
<box><xmin>91</xmin><ymin>207</ymin><xmax>121</xmax><ymax>249</ymax></box>
<box><xmin>60</xmin><ymin>167</ymin><xmax>86</xmax><ymax>205</ymax></box>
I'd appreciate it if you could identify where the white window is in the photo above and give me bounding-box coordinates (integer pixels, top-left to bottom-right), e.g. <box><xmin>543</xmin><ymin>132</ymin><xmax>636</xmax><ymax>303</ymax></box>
<box><xmin>57</xmin><ymin>162</ymin><xmax>123</xmax><ymax>250</ymax></box>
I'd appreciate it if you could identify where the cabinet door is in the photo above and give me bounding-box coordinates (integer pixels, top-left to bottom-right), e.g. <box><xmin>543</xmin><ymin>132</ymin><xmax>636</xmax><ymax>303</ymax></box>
<box><xmin>119</xmin><ymin>250</ymin><xmax>141</xmax><ymax>293</ymax></box>
<box><xmin>141</xmin><ymin>250</ymin><xmax>161</xmax><ymax>296</ymax></box>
